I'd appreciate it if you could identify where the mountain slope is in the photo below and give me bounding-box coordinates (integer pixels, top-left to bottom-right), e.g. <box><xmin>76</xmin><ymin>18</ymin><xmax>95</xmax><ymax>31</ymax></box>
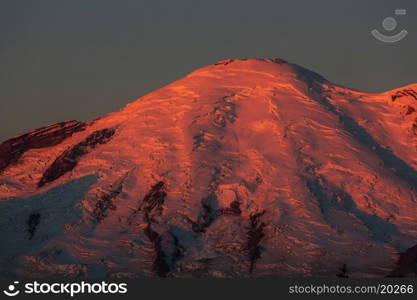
<box><xmin>0</xmin><ymin>58</ymin><xmax>416</xmax><ymax>278</ymax></box>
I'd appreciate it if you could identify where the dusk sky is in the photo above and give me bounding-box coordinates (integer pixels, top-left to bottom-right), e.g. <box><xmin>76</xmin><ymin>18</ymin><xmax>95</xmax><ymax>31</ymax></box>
<box><xmin>1</xmin><ymin>0</ymin><xmax>416</xmax><ymax>142</ymax></box>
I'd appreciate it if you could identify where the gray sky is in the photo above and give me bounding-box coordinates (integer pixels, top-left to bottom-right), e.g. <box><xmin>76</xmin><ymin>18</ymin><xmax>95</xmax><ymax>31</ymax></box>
<box><xmin>1</xmin><ymin>0</ymin><xmax>416</xmax><ymax>142</ymax></box>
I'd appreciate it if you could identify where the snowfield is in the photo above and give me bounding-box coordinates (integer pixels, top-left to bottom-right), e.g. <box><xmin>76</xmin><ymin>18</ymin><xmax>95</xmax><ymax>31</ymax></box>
<box><xmin>0</xmin><ymin>58</ymin><xmax>416</xmax><ymax>278</ymax></box>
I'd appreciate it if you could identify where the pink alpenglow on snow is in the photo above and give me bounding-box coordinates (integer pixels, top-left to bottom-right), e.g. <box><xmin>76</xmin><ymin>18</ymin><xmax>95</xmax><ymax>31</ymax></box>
<box><xmin>0</xmin><ymin>58</ymin><xmax>416</xmax><ymax>278</ymax></box>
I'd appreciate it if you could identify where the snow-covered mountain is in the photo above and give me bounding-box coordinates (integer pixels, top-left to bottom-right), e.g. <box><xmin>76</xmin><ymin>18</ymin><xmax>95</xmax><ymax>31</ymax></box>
<box><xmin>0</xmin><ymin>58</ymin><xmax>416</xmax><ymax>278</ymax></box>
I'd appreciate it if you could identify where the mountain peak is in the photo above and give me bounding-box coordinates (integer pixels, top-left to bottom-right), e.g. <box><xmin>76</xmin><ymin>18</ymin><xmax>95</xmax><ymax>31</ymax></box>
<box><xmin>120</xmin><ymin>57</ymin><xmax>327</xmax><ymax>115</ymax></box>
<box><xmin>187</xmin><ymin>57</ymin><xmax>327</xmax><ymax>84</ymax></box>
<box><xmin>1</xmin><ymin>59</ymin><xmax>417</xmax><ymax>278</ymax></box>
<box><xmin>213</xmin><ymin>57</ymin><xmax>288</xmax><ymax>66</ymax></box>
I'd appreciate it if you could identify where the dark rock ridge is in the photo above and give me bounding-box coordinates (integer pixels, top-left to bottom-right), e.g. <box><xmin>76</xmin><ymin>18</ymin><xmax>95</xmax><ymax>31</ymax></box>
<box><xmin>141</xmin><ymin>181</ymin><xmax>170</xmax><ymax>277</ymax></box>
<box><xmin>38</xmin><ymin>128</ymin><xmax>116</xmax><ymax>187</ymax></box>
<box><xmin>93</xmin><ymin>179</ymin><xmax>124</xmax><ymax>223</ymax></box>
<box><xmin>27</xmin><ymin>213</ymin><xmax>41</xmax><ymax>240</ymax></box>
<box><xmin>392</xmin><ymin>89</ymin><xmax>417</xmax><ymax>102</ymax></box>
<box><xmin>388</xmin><ymin>244</ymin><xmax>417</xmax><ymax>277</ymax></box>
<box><xmin>0</xmin><ymin>121</ymin><xmax>87</xmax><ymax>173</ymax></box>
<box><xmin>246</xmin><ymin>211</ymin><xmax>266</xmax><ymax>273</ymax></box>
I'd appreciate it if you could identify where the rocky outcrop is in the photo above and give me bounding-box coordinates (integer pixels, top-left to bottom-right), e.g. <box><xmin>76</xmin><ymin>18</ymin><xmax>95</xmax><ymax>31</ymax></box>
<box><xmin>38</xmin><ymin>128</ymin><xmax>116</xmax><ymax>187</ymax></box>
<box><xmin>392</xmin><ymin>89</ymin><xmax>417</xmax><ymax>102</ymax></box>
<box><xmin>246</xmin><ymin>211</ymin><xmax>266</xmax><ymax>273</ymax></box>
<box><xmin>0</xmin><ymin>121</ymin><xmax>86</xmax><ymax>173</ymax></box>
<box><xmin>141</xmin><ymin>182</ymin><xmax>170</xmax><ymax>277</ymax></box>
<box><xmin>388</xmin><ymin>244</ymin><xmax>417</xmax><ymax>277</ymax></box>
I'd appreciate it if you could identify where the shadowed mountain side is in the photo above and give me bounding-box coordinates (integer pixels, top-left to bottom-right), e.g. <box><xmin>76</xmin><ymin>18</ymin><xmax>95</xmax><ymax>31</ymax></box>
<box><xmin>0</xmin><ymin>174</ymin><xmax>98</xmax><ymax>257</ymax></box>
<box><xmin>308</xmin><ymin>88</ymin><xmax>417</xmax><ymax>190</ymax></box>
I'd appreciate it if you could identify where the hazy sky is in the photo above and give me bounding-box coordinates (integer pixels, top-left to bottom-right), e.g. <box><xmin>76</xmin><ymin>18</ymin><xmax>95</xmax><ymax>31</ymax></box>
<box><xmin>1</xmin><ymin>0</ymin><xmax>416</xmax><ymax>142</ymax></box>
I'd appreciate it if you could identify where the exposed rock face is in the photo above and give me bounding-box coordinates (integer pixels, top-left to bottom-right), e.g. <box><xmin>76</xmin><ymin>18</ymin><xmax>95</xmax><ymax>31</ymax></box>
<box><xmin>38</xmin><ymin>128</ymin><xmax>116</xmax><ymax>187</ymax></box>
<box><xmin>389</xmin><ymin>244</ymin><xmax>417</xmax><ymax>277</ymax></box>
<box><xmin>141</xmin><ymin>182</ymin><xmax>170</xmax><ymax>277</ymax></box>
<box><xmin>392</xmin><ymin>89</ymin><xmax>417</xmax><ymax>102</ymax></box>
<box><xmin>0</xmin><ymin>121</ymin><xmax>86</xmax><ymax>173</ymax></box>
<box><xmin>0</xmin><ymin>58</ymin><xmax>416</xmax><ymax>278</ymax></box>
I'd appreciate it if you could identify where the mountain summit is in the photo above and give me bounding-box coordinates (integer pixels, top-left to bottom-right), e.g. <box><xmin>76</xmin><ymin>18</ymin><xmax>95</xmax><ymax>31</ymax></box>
<box><xmin>0</xmin><ymin>58</ymin><xmax>416</xmax><ymax>278</ymax></box>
